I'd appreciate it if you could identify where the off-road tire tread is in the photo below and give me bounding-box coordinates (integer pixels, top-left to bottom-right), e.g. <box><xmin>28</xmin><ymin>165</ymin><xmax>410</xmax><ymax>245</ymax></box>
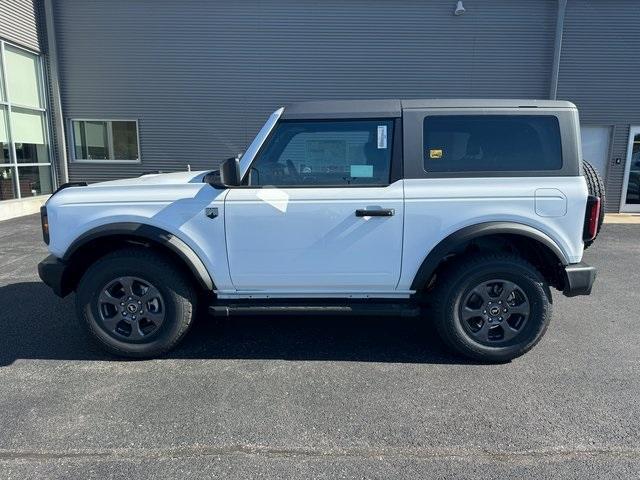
<box><xmin>582</xmin><ymin>159</ymin><xmax>605</xmax><ymax>248</ymax></box>
<box><xmin>431</xmin><ymin>252</ymin><xmax>552</xmax><ymax>363</ymax></box>
<box><xmin>76</xmin><ymin>247</ymin><xmax>196</xmax><ymax>358</ymax></box>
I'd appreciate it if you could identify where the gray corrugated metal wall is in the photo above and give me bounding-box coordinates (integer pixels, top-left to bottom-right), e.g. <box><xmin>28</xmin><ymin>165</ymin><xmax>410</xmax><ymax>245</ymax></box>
<box><xmin>52</xmin><ymin>0</ymin><xmax>557</xmax><ymax>183</ymax></box>
<box><xmin>558</xmin><ymin>0</ymin><xmax>640</xmax><ymax>212</ymax></box>
<box><xmin>49</xmin><ymin>0</ymin><xmax>640</xmax><ymax>212</ymax></box>
<box><xmin>0</xmin><ymin>0</ymin><xmax>40</xmax><ymax>51</ymax></box>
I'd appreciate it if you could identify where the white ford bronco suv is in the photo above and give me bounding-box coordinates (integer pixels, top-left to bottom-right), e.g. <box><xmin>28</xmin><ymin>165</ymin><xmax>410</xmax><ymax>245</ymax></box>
<box><xmin>38</xmin><ymin>99</ymin><xmax>603</xmax><ymax>362</ymax></box>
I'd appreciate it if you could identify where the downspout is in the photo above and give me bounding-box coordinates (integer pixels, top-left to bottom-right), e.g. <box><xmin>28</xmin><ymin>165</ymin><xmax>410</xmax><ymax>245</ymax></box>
<box><xmin>549</xmin><ymin>0</ymin><xmax>567</xmax><ymax>100</ymax></box>
<box><xmin>43</xmin><ymin>0</ymin><xmax>69</xmax><ymax>184</ymax></box>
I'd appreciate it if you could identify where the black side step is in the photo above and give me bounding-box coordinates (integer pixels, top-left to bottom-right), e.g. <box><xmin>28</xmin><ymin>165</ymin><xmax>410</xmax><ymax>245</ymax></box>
<box><xmin>208</xmin><ymin>302</ymin><xmax>421</xmax><ymax>318</ymax></box>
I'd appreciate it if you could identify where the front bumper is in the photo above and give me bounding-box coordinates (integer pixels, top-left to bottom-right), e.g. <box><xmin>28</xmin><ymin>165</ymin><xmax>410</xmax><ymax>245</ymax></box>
<box><xmin>563</xmin><ymin>262</ymin><xmax>597</xmax><ymax>297</ymax></box>
<box><xmin>38</xmin><ymin>255</ymin><xmax>72</xmax><ymax>298</ymax></box>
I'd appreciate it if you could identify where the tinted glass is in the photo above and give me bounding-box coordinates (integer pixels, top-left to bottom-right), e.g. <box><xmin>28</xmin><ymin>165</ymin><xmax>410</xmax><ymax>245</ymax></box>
<box><xmin>112</xmin><ymin>121</ymin><xmax>139</xmax><ymax>160</ymax></box>
<box><xmin>73</xmin><ymin>121</ymin><xmax>108</xmax><ymax>160</ymax></box>
<box><xmin>72</xmin><ymin>120</ymin><xmax>139</xmax><ymax>161</ymax></box>
<box><xmin>0</xmin><ymin>107</ymin><xmax>8</xmax><ymax>162</ymax></box>
<box><xmin>423</xmin><ymin>115</ymin><xmax>562</xmax><ymax>173</ymax></box>
<box><xmin>248</xmin><ymin>120</ymin><xmax>393</xmax><ymax>186</ymax></box>
<box><xmin>17</xmin><ymin>165</ymin><xmax>52</xmax><ymax>196</ymax></box>
<box><xmin>0</xmin><ymin>167</ymin><xmax>17</xmax><ymax>200</ymax></box>
<box><xmin>625</xmin><ymin>133</ymin><xmax>640</xmax><ymax>205</ymax></box>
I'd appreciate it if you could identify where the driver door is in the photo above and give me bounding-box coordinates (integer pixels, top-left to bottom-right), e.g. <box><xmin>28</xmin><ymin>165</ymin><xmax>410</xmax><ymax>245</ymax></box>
<box><xmin>224</xmin><ymin>118</ymin><xmax>404</xmax><ymax>294</ymax></box>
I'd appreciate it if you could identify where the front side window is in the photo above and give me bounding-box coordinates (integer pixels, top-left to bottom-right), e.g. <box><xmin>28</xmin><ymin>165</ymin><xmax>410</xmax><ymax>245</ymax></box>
<box><xmin>71</xmin><ymin>120</ymin><xmax>139</xmax><ymax>162</ymax></box>
<box><xmin>423</xmin><ymin>115</ymin><xmax>562</xmax><ymax>173</ymax></box>
<box><xmin>248</xmin><ymin>120</ymin><xmax>393</xmax><ymax>187</ymax></box>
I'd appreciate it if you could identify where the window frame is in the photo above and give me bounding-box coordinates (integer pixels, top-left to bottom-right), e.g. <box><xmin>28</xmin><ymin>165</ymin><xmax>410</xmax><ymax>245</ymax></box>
<box><xmin>401</xmin><ymin>108</ymin><xmax>580</xmax><ymax>179</ymax></box>
<box><xmin>240</xmin><ymin>117</ymin><xmax>402</xmax><ymax>189</ymax></box>
<box><xmin>0</xmin><ymin>39</ymin><xmax>55</xmax><ymax>200</ymax></box>
<box><xmin>68</xmin><ymin>118</ymin><xmax>141</xmax><ymax>164</ymax></box>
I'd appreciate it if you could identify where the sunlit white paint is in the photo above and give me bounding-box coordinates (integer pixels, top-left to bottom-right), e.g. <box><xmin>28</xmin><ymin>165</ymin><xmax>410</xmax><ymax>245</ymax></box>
<box><xmin>397</xmin><ymin>176</ymin><xmax>587</xmax><ymax>290</ymax></box>
<box><xmin>224</xmin><ymin>181</ymin><xmax>405</xmax><ymax>291</ymax></box>
<box><xmin>46</xmin><ymin>172</ymin><xmax>234</xmax><ymax>291</ymax></box>
<box><xmin>256</xmin><ymin>187</ymin><xmax>290</xmax><ymax>213</ymax></box>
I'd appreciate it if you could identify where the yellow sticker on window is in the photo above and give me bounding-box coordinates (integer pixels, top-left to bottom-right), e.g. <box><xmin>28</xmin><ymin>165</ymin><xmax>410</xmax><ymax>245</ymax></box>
<box><xmin>429</xmin><ymin>149</ymin><xmax>443</xmax><ymax>159</ymax></box>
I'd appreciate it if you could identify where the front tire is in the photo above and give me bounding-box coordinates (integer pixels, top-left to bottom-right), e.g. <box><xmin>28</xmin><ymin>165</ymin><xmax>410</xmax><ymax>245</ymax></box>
<box><xmin>76</xmin><ymin>248</ymin><xmax>196</xmax><ymax>358</ymax></box>
<box><xmin>431</xmin><ymin>253</ymin><xmax>552</xmax><ymax>362</ymax></box>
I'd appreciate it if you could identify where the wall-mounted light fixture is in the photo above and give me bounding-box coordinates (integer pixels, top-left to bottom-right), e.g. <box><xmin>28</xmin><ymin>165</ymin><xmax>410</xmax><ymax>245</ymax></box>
<box><xmin>454</xmin><ymin>0</ymin><xmax>466</xmax><ymax>16</ymax></box>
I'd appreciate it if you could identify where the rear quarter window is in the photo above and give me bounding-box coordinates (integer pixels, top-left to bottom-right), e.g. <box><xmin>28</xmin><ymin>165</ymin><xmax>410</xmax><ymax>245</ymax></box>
<box><xmin>423</xmin><ymin>115</ymin><xmax>563</xmax><ymax>173</ymax></box>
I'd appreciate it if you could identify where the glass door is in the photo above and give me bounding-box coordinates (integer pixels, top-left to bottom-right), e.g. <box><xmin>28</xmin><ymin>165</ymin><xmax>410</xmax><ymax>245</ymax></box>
<box><xmin>621</xmin><ymin>127</ymin><xmax>640</xmax><ymax>212</ymax></box>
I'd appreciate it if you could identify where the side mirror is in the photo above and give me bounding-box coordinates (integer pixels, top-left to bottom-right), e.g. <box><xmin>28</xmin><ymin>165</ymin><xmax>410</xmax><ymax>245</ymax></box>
<box><xmin>220</xmin><ymin>157</ymin><xmax>241</xmax><ymax>186</ymax></box>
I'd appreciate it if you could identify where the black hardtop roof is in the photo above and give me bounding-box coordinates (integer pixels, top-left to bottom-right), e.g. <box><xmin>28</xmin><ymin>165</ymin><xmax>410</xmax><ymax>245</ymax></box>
<box><xmin>281</xmin><ymin>99</ymin><xmax>577</xmax><ymax>119</ymax></box>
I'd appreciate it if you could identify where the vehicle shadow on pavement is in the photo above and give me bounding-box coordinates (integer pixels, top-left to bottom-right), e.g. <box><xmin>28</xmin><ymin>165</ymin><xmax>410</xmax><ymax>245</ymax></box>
<box><xmin>0</xmin><ymin>282</ymin><xmax>471</xmax><ymax>366</ymax></box>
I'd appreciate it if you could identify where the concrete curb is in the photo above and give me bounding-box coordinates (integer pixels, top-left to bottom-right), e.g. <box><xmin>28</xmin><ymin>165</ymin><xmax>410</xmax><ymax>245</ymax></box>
<box><xmin>0</xmin><ymin>195</ymin><xmax>50</xmax><ymax>222</ymax></box>
<box><xmin>604</xmin><ymin>214</ymin><xmax>640</xmax><ymax>224</ymax></box>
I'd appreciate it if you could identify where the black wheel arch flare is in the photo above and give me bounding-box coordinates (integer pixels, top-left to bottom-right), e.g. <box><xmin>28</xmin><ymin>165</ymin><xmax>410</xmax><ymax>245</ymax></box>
<box><xmin>410</xmin><ymin>222</ymin><xmax>569</xmax><ymax>291</ymax></box>
<box><xmin>63</xmin><ymin>223</ymin><xmax>215</xmax><ymax>292</ymax></box>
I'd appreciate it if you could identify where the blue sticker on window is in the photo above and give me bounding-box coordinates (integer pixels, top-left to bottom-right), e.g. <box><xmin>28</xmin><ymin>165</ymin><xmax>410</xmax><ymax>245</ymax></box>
<box><xmin>350</xmin><ymin>165</ymin><xmax>374</xmax><ymax>178</ymax></box>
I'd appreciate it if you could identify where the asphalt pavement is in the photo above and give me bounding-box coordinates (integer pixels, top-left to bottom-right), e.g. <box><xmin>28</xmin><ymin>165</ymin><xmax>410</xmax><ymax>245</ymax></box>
<box><xmin>0</xmin><ymin>214</ymin><xmax>638</xmax><ymax>479</ymax></box>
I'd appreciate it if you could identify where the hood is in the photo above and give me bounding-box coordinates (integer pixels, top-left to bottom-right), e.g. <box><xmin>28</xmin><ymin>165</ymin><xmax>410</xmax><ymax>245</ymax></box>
<box><xmin>87</xmin><ymin>170</ymin><xmax>209</xmax><ymax>188</ymax></box>
<box><xmin>46</xmin><ymin>169</ymin><xmax>222</xmax><ymax>208</ymax></box>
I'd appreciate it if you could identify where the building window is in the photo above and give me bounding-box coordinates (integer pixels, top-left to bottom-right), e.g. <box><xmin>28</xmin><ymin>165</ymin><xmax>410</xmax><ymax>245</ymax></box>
<box><xmin>70</xmin><ymin>120</ymin><xmax>139</xmax><ymax>162</ymax></box>
<box><xmin>0</xmin><ymin>41</ymin><xmax>53</xmax><ymax>200</ymax></box>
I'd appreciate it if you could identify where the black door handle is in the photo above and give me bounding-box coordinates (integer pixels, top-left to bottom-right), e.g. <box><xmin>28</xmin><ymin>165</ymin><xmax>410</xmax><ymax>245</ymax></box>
<box><xmin>355</xmin><ymin>208</ymin><xmax>395</xmax><ymax>217</ymax></box>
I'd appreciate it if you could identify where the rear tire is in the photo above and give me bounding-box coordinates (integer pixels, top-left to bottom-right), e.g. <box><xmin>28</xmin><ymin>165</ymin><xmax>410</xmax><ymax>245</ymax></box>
<box><xmin>76</xmin><ymin>248</ymin><xmax>196</xmax><ymax>358</ymax></box>
<box><xmin>582</xmin><ymin>159</ymin><xmax>605</xmax><ymax>248</ymax></box>
<box><xmin>431</xmin><ymin>253</ymin><xmax>552</xmax><ymax>363</ymax></box>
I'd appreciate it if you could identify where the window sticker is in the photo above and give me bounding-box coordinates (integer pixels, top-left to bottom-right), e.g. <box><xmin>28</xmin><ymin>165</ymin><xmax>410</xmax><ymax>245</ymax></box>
<box><xmin>377</xmin><ymin>125</ymin><xmax>387</xmax><ymax>149</ymax></box>
<box><xmin>350</xmin><ymin>164</ymin><xmax>374</xmax><ymax>178</ymax></box>
<box><xmin>429</xmin><ymin>148</ymin><xmax>443</xmax><ymax>159</ymax></box>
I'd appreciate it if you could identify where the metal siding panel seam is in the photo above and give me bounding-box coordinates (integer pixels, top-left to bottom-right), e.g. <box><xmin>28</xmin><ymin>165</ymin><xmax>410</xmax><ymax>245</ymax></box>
<box><xmin>54</xmin><ymin>0</ymin><xmax>555</xmax><ymax>183</ymax></box>
<box><xmin>558</xmin><ymin>0</ymin><xmax>640</xmax><ymax>212</ymax></box>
